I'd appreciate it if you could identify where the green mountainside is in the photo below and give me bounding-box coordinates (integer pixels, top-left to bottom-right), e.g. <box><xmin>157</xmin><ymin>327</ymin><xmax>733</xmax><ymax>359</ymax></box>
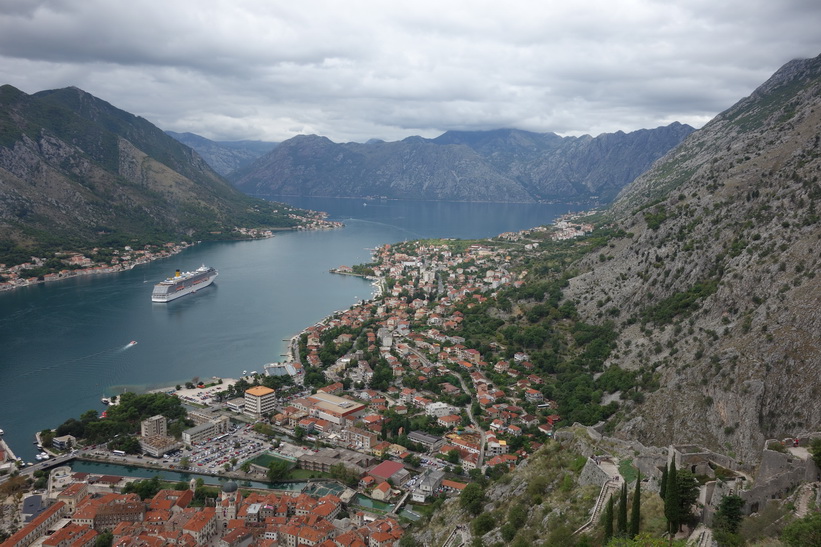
<box><xmin>229</xmin><ymin>124</ymin><xmax>694</xmax><ymax>203</ymax></box>
<box><xmin>0</xmin><ymin>86</ymin><xmax>306</xmax><ymax>265</ymax></box>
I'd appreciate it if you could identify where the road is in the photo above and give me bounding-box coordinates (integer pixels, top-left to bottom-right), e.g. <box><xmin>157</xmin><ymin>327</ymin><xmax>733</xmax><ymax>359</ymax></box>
<box><xmin>453</xmin><ymin>371</ymin><xmax>486</xmax><ymax>467</ymax></box>
<box><xmin>406</xmin><ymin>342</ymin><xmax>486</xmax><ymax>467</ymax></box>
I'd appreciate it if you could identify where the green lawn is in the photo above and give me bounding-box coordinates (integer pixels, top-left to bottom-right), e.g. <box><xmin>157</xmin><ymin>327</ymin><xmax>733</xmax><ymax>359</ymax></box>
<box><xmin>618</xmin><ymin>457</ymin><xmax>638</xmax><ymax>483</ymax></box>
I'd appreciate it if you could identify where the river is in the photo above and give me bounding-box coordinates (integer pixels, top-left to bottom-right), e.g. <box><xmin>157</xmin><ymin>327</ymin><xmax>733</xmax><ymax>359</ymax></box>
<box><xmin>0</xmin><ymin>197</ymin><xmax>585</xmax><ymax>460</ymax></box>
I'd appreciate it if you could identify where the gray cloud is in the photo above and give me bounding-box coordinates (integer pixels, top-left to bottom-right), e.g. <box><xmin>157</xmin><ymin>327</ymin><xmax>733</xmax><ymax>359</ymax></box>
<box><xmin>1</xmin><ymin>0</ymin><xmax>819</xmax><ymax>143</ymax></box>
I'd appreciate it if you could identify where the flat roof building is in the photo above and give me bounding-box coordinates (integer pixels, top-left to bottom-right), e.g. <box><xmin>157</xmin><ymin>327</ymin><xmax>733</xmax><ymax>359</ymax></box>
<box><xmin>303</xmin><ymin>392</ymin><xmax>366</xmax><ymax>425</ymax></box>
<box><xmin>182</xmin><ymin>415</ymin><xmax>230</xmax><ymax>446</ymax></box>
<box><xmin>244</xmin><ymin>386</ymin><xmax>276</xmax><ymax>419</ymax></box>
<box><xmin>141</xmin><ymin>415</ymin><xmax>167</xmax><ymax>438</ymax></box>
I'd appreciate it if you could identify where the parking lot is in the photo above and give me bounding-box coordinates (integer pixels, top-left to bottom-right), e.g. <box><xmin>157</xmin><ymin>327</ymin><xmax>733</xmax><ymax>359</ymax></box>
<box><xmin>178</xmin><ymin>424</ymin><xmax>270</xmax><ymax>472</ymax></box>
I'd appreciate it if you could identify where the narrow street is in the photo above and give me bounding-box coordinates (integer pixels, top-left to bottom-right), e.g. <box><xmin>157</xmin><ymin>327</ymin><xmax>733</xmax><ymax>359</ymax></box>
<box><xmin>407</xmin><ymin>342</ymin><xmax>486</xmax><ymax>467</ymax></box>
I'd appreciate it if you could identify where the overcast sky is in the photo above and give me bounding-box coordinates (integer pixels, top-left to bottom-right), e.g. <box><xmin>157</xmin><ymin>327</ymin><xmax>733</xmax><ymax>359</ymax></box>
<box><xmin>1</xmin><ymin>1</ymin><xmax>820</xmax><ymax>143</ymax></box>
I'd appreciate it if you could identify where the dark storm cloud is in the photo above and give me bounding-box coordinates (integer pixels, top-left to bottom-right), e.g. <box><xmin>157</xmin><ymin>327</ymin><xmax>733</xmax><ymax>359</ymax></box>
<box><xmin>1</xmin><ymin>0</ymin><xmax>819</xmax><ymax>142</ymax></box>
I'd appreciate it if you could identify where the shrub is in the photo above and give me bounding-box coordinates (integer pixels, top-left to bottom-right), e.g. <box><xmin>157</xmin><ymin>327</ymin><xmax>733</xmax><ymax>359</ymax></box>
<box><xmin>472</xmin><ymin>512</ymin><xmax>495</xmax><ymax>536</ymax></box>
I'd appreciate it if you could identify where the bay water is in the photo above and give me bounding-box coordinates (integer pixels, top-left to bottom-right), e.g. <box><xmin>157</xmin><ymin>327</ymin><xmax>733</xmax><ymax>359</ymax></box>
<box><xmin>0</xmin><ymin>198</ymin><xmax>584</xmax><ymax>460</ymax></box>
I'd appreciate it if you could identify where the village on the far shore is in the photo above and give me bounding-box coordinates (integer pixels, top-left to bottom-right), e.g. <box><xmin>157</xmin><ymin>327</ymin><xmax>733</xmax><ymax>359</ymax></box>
<box><xmin>0</xmin><ymin>214</ymin><xmax>344</xmax><ymax>292</ymax></box>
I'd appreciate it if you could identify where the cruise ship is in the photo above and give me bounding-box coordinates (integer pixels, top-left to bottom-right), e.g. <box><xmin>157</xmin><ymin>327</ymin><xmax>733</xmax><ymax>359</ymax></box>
<box><xmin>151</xmin><ymin>265</ymin><xmax>218</xmax><ymax>302</ymax></box>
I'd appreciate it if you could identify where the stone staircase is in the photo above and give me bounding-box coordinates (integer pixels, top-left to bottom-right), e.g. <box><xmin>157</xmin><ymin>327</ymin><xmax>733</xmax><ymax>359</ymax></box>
<box><xmin>574</xmin><ymin>477</ymin><xmax>621</xmax><ymax>535</ymax></box>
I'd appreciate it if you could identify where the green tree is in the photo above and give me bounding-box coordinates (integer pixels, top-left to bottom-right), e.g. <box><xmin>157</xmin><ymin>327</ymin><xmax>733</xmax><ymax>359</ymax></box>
<box><xmin>602</xmin><ymin>495</ymin><xmax>614</xmax><ymax>543</ymax></box>
<box><xmin>121</xmin><ymin>476</ymin><xmax>162</xmax><ymax>500</ymax></box>
<box><xmin>95</xmin><ymin>531</ymin><xmax>114</xmax><ymax>547</ymax></box>
<box><xmin>80</xmin><ymin>409</ymin><xmax>99</xmax><ymax>423</ymax></box>
<box><xmin>607</xmin><ymin>532</ymin><xmax>688</xmax><ymax>546</ymax></box>
<box><xmin>675</xmin><ymin>469</ymin><xmax>699</xmax><ymax>529</ymax></box>
<box><xmin>329</xmin><ymin>463</ymin><xmax>360</xmax><ymax>487</ymax></box>
<box><xmin>809</xmin><ymin>438</ymin><xmax>821</xmax><ymax>469</ymax></box>
<box><xmin>782</xmin><ymin>512</ymin><xmax>821</xmax><ymax>546</ymax></box>
<box><xmin>240</xmin><ymin>461</ymin><xmax>252</xmax><ymax>474</ymax></box>
<box><xmin>39</xmin><ymin>429</ymin><xmax>55</xmax><ymax>449</ymax></box>
<box><xmin>446</xmin><ymin>449</ymin><xmax>460</xmax><ymax>464</ymax></box>
<box><xmin>713</xmin><ymin>494</ymin><xmax>744</xmax><ymax>535</ymax></box>
<box><xmin>472</xmin><ymin>512</ymin><xmax>495</xmax><ymax>536</ymax></box>
<box><xmin>617</xmin><ymin>482</ymin><xmax>628</xmax><ymax>536</ymax></box>
<box><xmin>460</xmin><ymin>482</ymin><xmax>485</xmax><ymax>516</ymax></box>
<box><xmin>500</xmin><ymin>522</ymin><xmax>517</xmax><ymax>542</ymax></box>
<box><xmin>664</xmin><ymin>460</ymin><xmax>679</xmax><ymax>534</ymax></box>
<box><xmin>659</xmin><ymin>462</ymin><xmax>668</xmax><ymax>500</ymax></box>
<box><xmin>508</xmin><ymin>504</ymin><xmax>527</xmax><ymax>528</ymax></box>
<box><xmin>267</xmin><ymin>459</ymin><xmax>291</xmax><ymax>481</ymax></box>
<box><xmin>630</xmin><ymin>472</ymin><xmax>641</xmax><ymax>538</ymax></box>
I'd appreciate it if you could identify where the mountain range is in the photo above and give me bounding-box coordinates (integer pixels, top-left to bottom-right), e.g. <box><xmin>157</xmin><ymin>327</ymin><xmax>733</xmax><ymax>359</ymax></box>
<box><xmin>228</xmin><ymin>124</ymin><xmax>694</xmax><ymax>203</ymax></box>
<box><xmin>165</xmin><ymin>131</ymin><xmax>277</xmax><ymax>176</ymax></box>
<box><xmin>0</xmin><ymin>85</ymin><xmax>303</xmax><ymax>262</ymax></box>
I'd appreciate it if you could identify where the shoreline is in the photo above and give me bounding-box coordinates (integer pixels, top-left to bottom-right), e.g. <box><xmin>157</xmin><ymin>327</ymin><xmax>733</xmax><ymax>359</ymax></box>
<box><xmin>0</xmin><ymin>219</ymin><xmax>346</xmax><ymax>294</ymax></box>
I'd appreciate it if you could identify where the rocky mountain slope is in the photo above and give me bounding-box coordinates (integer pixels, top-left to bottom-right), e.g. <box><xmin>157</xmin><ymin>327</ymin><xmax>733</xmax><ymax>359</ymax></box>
<box><xmin>229</xmin><ymin>124</ymin><xmax>693</xmax><ymax>203</ymax></box>
<box><xmin>166</xmin><ymin>131</ymin><xmax>277</xmax><ymax>176</ymax></box>
<box><xmin>0</xmin><ymin>86</ymin><xmax>302</xmax><ymax>258</ymax></box>
<box><xmin>561</xmin><ymin>53</ymin><xmax>821</xmax><ymax>464</ymax></box>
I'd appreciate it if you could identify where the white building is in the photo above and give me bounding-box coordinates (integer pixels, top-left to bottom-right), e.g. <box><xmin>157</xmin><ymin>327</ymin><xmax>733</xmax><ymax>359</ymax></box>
<box><xmin>244</xmin><ymin>386</ymin><xmax>277</xmax><ymax>419</ymax></box>
<box><xmin>425</xmin><ymin>402</ymin><xmax>458</xmax><ymax>418</ymax></box>
<box><xmin>182</xmin><ymin>416</ymin><xmax>230</xmax><ymax>445</ymax></box>
<box><xmin>141</xmin><ymin>415</ymin><xmax>167</xmax><ymax>438</ymax></box>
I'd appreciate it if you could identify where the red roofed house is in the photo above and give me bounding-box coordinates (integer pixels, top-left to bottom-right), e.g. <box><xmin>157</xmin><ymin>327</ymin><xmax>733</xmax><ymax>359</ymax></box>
<box><xmin>3</xmin><ymin>501</ymin><xmax>66</xmax><ymax>547</ymax></box>
<box><xmin>371</xmin><ymin>481</ymin><xmax>392</xmax><ymax>502</ymax></box>
<box><xmin>368</xmin><ymin>460</ymin><xmax>409</xmax><ymax>486</ymax></box>
<box><xmin>183</xmin><ymin>507</ymin><xmax>216</xmax><ymax>544</ymax></box>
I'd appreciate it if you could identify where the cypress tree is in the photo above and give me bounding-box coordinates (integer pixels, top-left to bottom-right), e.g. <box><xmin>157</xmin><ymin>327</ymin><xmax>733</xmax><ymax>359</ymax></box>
<box><xmin>617</xmin><ymin>482</ymin><xmax>628</xmax><ymax>536</ymax></box>
<box><xmin>664</xmin><ymin>459</ymin><xmax>680</xmax><ymax>535</ymax></box>
<box><xmin>602</xmin><ymin>495</ymin><xmax>614</xmax><ymax>543</ymax></box>
<box><xmin>659</xmin><ymin>462</ymin><xmax>668</xmax><ymax>500</ymax></box>
<box><xmin>630</xmin><ymin>472</ymin><xmax>641</xmax><ymax>538</ymax></box>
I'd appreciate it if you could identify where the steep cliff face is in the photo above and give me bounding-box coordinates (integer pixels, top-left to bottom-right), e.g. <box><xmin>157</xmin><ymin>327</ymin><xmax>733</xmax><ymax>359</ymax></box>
<box><xmin>0</xmin><ymin>85</ymin><xmax>299</xmax><ymax>250</ymax></box>
<box><xmin>230</xmin><ymin>124</ymin><xmax>693</xmax><ymax>203</ymax></box>
<box><xmin>563</xmin><ymin>53</ymin><xmax>821</xmax><ymax>464</ymax></box>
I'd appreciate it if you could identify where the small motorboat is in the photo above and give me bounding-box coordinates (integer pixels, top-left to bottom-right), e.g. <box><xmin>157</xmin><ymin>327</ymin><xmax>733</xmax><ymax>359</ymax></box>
<box><xmin>126</xmin><ymin>340</ymin><xmax>138</xmax><ymax>348</ymax></box>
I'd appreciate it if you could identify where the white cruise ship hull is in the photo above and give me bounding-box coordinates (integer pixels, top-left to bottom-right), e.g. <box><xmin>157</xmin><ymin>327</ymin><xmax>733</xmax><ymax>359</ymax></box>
<box><xmin>151</xmin><ymin>265</ymin><xmax>218</xmax><ymax>303</ymax></box>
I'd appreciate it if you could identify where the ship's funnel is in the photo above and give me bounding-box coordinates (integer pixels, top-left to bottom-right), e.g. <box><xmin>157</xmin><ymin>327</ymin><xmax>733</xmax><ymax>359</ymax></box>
<box><xmin>175</xmin><ymin>269</ymin><xmax>181</xmax><ymax>277</ymax></box>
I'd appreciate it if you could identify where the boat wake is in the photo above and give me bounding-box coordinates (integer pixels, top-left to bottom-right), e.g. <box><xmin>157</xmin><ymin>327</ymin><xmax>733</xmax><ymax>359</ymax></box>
<box><xmin>11</xmin><ymin>344</ymin><xmax>124</xmax><ymax>381</ymax></box>
<box><xmin>124</xmin><ymin>340</ymin><xmax>138</xmax><ymax>349</ymax></box>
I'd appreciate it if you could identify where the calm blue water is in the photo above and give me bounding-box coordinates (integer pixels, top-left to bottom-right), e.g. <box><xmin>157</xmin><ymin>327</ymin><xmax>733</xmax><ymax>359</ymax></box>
<box><xmin>0</xmin><ymin>198</ymin><xmax>584</xmax><ymax>460</ymax></box>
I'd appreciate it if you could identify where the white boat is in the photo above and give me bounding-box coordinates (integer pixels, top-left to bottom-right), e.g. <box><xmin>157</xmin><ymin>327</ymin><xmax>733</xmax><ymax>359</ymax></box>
<box><xmin>101</xmin><ymin>398</ymin><xmax>111</xmax><ymax>405</ymax></box>
<box><xmin>0</xmin><ymin>428</ymin><xmax>4</xmax><ymax>435</ymax></box>
<box><xmin>151</xmin><ymin>265</ymin><xmax>218</xmax><ymax>303</ymax></box>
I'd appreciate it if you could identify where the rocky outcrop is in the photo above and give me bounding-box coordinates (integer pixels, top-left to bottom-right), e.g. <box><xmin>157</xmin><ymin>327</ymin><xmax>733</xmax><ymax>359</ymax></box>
<box><xmin>561</xmin><ymin>53</ymin><xmax>821</xmax><ymax>464</ymax></box>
